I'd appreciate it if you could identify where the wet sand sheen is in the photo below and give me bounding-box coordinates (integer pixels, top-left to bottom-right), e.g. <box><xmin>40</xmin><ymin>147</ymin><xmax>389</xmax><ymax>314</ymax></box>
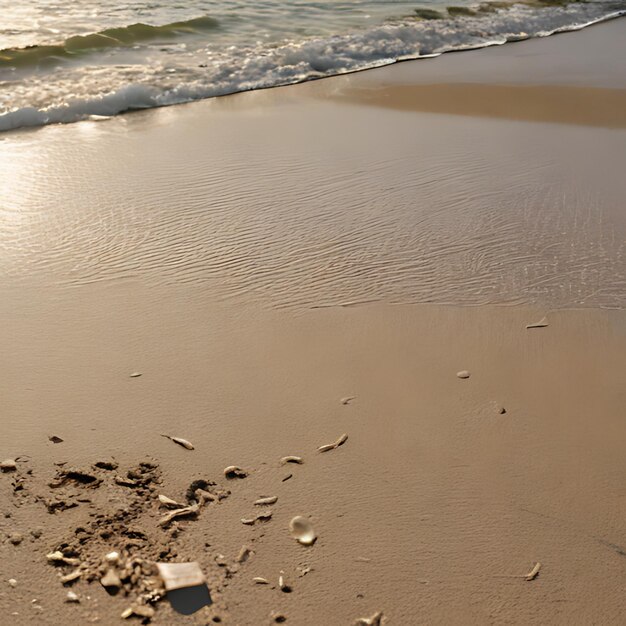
<box><xmin>331</xmin><ymin>83</ymin><xmax>626</xmax><ymax>128</ymax></box>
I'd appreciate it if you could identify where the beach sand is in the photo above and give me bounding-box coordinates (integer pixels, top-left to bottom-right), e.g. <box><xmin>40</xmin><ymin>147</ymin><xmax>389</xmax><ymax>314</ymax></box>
<box><xmin>1</xmin><ymin>19</ymin><xmax>625</xmax><ymax>625</ymax></box>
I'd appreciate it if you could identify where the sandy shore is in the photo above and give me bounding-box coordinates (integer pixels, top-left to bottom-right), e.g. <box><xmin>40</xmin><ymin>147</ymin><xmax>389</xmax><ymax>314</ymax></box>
<box><xmin>1</xmin><ymin>18</ymin><xmax>626</xmax><ymax>626</ymax></box>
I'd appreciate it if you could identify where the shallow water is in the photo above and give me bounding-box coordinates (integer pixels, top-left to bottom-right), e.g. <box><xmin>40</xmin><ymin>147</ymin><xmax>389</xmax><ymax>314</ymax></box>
<box><xmin>0</xmin><ymin>0</ymin><xmax>624</xmax><ymax>130</ymax></box>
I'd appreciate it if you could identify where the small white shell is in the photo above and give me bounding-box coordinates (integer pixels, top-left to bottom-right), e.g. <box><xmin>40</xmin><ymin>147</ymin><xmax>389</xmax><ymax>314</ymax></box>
<box><xmin>289</xmin><ymin>516</ymin><xmax>317</xmax><ymax>546</ymax></box>
<box><xmin>456</xmin><ymin>370</ymin><xmax>470</xmax><ymax>379</ymax></box>
<box><xmin>224</xmin><ymin>465</ymin><xmax>248</xmax><ymax>479</ymax></box>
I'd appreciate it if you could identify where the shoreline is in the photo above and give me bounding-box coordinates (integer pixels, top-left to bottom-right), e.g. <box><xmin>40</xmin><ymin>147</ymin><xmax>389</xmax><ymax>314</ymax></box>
<box><xmin>2</xmin><ymin>14</ymin><xmax>625</xmax><ymax>134</ymax></box>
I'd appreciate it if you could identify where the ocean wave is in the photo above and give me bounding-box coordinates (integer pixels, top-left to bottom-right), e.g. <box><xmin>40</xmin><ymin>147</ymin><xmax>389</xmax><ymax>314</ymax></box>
<box><xmin>1</xmin><ymin>3</ymin><xmax>624</xmax><ymax>132</ymax></box>
<box><xmin>0</xmin><ymin>16</ymin><xmax>219</xmax><ymax>70</ymax></box>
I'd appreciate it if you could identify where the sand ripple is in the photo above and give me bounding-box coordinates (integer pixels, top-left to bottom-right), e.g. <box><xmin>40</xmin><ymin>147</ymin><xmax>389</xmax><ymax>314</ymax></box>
<box><xmin>1</xmin><ymin>101</ymin><xmax>624</xmax><ymax>309</ymax></box>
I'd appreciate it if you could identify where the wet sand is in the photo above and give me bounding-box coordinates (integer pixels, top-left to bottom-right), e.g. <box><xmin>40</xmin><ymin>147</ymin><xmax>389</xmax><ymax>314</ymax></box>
<box><xmin>1</xmin><ymin>18</ymin><xmax>626</xmax><ymax>626</ymax></box>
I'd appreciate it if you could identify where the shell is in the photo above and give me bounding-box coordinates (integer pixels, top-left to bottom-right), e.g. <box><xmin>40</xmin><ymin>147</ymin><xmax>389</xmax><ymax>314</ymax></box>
<box><xmin>161</xmin><ymin>434</ymin><xmax>194</xmax><ymax>450</ymax></box>
<box><xmin>158</xmin><ymin>503</ymin><xmax>199</xmax><ymax>527</ymax></box>
<box><xmin>255</xmin><ymin>496</ymin><xmax>278</xmax><ymax>506</ymax></box>
<box><xmin>318</xmin><ymin>433</ymin><xmax>348</xmax><ymax>453</ymax></box>
<box><xmin>289</xmin><ymin>516</ymin><xmax>317</xmax><ymax>546</ymax></box>
<box><xmin>158</xmin><ymin>494</ymin><xmax>184</xmax><ymax>508</ymax></box>
<box><xmin>279</xmin><ymin>456</ymin><xmax>303</xmax><ymax>465</ymax></box>
<box><xmin>65</xmin><ymin>591</ymin><xmax>80</xmax><ymax>603</ymax></box>
<box><xmin>129</xmin><ymin>372</ymin><xmax>142</xmax><ymax>378</ymax></box>
<box><xmin>526</xmin><ymin>562</ymin><xmax>541</xmax><ymax>581</ymax></box>
<box><xmin>253</xmin><ymin>577</ymin><xmax>269</xmax><ymax>584</ymax></box>
<box><xmin>241</xmin><ymin>511</ymin><xmax>273</xmax><ymax>525</ymax></box>
<box><xmin>60</xmin><ymin>569</ymin><xmax>82</xmax><ymax>584</ymax></box>
<box><xmin>236</xmin><ymin>546</ymin><xmax>253</xmax><ymax>563</ymax></box>
<box><xmin>354</xmin><ymin>611</ymin><xmax>384</xmax><ymax>626</ymax></box>
<box><xmin>224</xmin><ymin>465</ymin><xmax>248</xmax><ymax>479</ymax></box>
<box><xmin>46</xmin><ymin>551</ymin><xmax>80</xmax><ymax>566</ymax></box>
<box><xmin>278</xmin><ymin>571</ymin><xmax>292</xmax><ymax>593</ymax></box>
<box><xmin>526</xmin><ymin>317</ymin><xmax>548</xmax><ymax>329</ymax></box>
<box><xmin>456</xmin><ymin>370</ymin><xmax>470</xmax><ymax>379</ymax></box>
<box><xmin>341</xmin><ymin>396</ymin><xmax>355</xmax><ymax>405</ymax></box>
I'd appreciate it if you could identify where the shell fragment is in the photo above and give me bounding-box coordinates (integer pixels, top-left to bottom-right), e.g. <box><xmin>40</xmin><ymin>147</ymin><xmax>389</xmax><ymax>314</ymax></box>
<box><xmin>318</xmin><ymin>433</ymin><xmax>348</xmax><ymax>453</ymax></box>
<box><xmin>158</xmin><ymin>503</ymin><xmax>199</xmax><ymax>527</ymax></box>
<box><xmin>280</xmin><ymin>456</ymin><xmax>303</xmax><ymax>465</ymax></box>
<box><xmin>224</xmin><ymin>465</ymin><xmax>248</xmax><ymax>479</ymax></box>
<box><xmin>161</xmin><ymin>434</ymin><xmax>194</xmax><ymax>450</ymax></box>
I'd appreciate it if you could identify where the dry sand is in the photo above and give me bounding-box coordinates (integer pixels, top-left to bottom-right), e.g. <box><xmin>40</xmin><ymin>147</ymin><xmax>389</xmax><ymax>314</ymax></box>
<box><xmin>1</xmin><ymin>18</ymin><xmax>626</xmax><ymax>626</ymax></box>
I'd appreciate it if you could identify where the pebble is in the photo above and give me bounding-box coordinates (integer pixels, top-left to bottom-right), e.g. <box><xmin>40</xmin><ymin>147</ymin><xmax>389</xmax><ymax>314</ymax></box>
<box><xmin>30</xmin><ymin>528</ymin><xmax>43</xmax><ymax>539</ymax></box>
<box><xmin>289</xmin><ymin>516</ymin><xmax>317</xmax><ymax>546</ymax></box>
<box><xmin>8</xmin><ymin>579</ymin><xmax>17</xmax><ymax>587</ymax></box>
<box><xmin>9</xmin><ymin>533</ymin><xmax>23</xmax><ymax>545</ymax></box>
<box><xmin>66</xmin><ymin>591</ymin><xmax>80</xmax><ymax>603</ymax></box>
<box><xmin>456</xmin><ymin>370</ymin><xmax>471</xmax><ymax>379</ymax></box>
<box><xmin>0</xmin><ymin>459</ymin><xmax>17</xmax><ymax>472</ymax></box>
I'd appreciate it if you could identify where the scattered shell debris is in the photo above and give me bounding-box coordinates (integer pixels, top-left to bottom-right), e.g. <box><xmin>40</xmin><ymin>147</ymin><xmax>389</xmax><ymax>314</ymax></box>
<box><xmin>280</xmin><ymin>456</ymin><xmax>303</xmax><ymax>465</ymax></box>
<box><xmin>318</xmin><ymin>433</ymin><xmax>348</xmax><ymax>453</ymax></box>
<box><xmin>526</xmin><ymin>562</ymin><xmax>541</xmax><ymax>581</ymax></box>
<box><xmin>160</xmin><ymin>434</ymin><xmax>194</xmax><ymax>450</ymax></box>
<box><xmin>224</xmin><ymin>465</ymin><xmax>248</xmax><ymax>479</ymax></box>
<box><xmin>289</xmin><ymin>516</ymin><xmax>317</xmax><ymax>546</ymax></box>
<box><xmin>255</xmin><ymin>496</ymin><xmax>278</xmax><ymax>506</ymax></box>
<box><xmin>456</xmin><ymin>370</ymin><xmax>470</xmax><ymax>379</ymax></box>
<box><xmin>354</xmin><ymin>611</ymin><xmax>385</xmax><ymax>625</ymax></box>
<box><xmin>526</xmin><ymin>318</ymin><xmax>549</xmax><ymax>329</ymax></box>
<box><xmin>0</xmin><ymin>459</ymin><xmax>17</xmax><ymax>472</ymax></box>
<box><xmin>159</xmin><ymin>503</ymin><xmax>199</xmax><ymax>527</ymax></box>
<box><xmin>241</xmin><ymin>511</ymin><xmax>273</xmax><ymax>525</ymax></box>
